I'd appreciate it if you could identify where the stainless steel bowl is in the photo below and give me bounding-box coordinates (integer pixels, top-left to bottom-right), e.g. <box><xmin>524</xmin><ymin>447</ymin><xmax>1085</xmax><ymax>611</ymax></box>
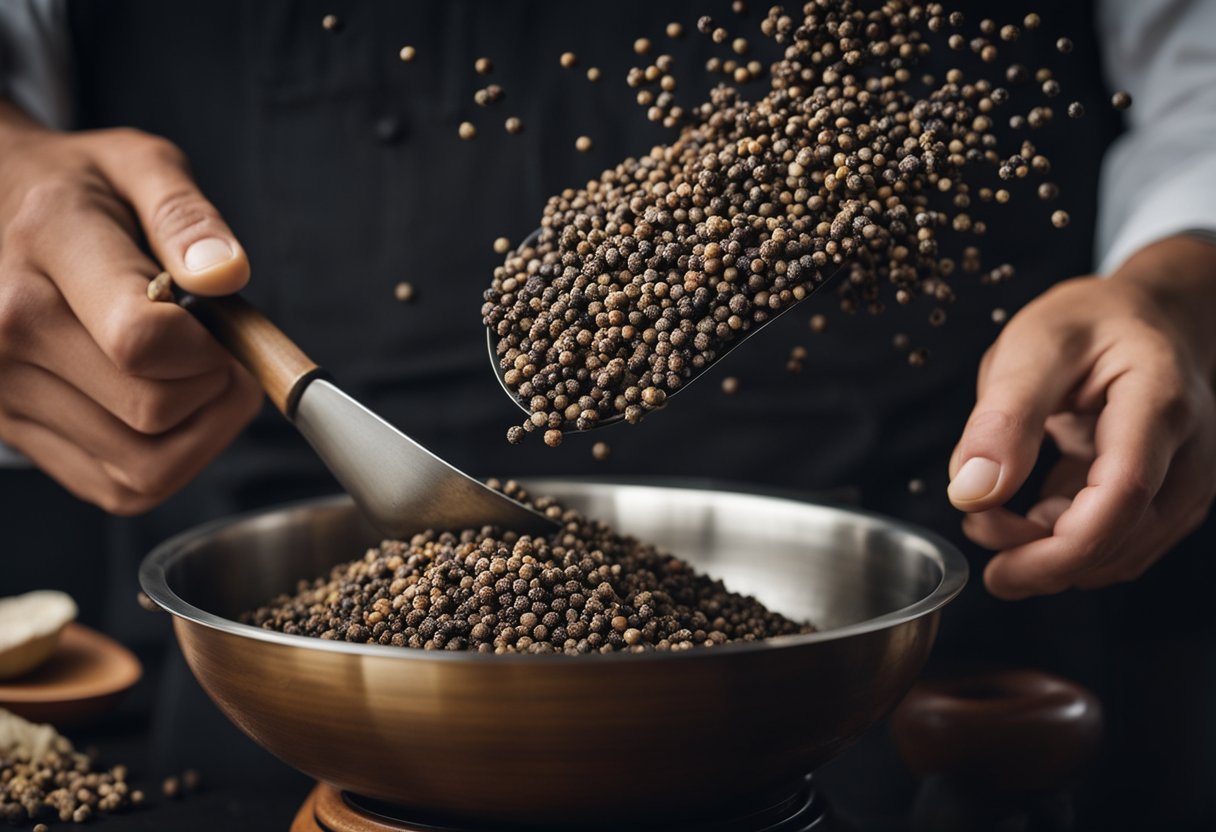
<box><xmin>140</xmin><ymin>479</ymin><xmax>967</xmax><ymax>824</ymax></box>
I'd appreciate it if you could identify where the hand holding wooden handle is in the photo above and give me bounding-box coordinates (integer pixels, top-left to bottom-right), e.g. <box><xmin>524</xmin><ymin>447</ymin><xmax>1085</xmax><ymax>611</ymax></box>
<box><xmin>181</xmin><ymin>294</ymin><xmax>325</xmax><ymax>417</ymax></box>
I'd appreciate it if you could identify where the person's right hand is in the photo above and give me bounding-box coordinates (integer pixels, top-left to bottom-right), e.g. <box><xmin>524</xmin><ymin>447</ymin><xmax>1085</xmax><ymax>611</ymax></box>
<box><xmin>0</xmin><ymin>102</ymin><xmax>263</xmax><ymax>514</ymax></box>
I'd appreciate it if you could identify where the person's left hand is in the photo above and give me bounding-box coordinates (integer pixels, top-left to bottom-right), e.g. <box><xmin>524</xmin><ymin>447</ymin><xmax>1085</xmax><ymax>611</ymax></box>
<box><xmin>947</xmin><ymin>235</ymin><xmax>1216</xmax><ymax>600</ymax></box>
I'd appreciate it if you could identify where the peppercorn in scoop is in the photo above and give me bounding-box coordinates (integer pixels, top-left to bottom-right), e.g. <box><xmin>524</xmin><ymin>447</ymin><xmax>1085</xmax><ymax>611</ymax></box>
<box><xmin>483</xmin><ymin>3</ymin><xmax>1128</xmax><ymax>444</ymax></box>
<box><xmin>244</xmin><ymin>480</ymin><xmax>811</xmax><ymax>654</ymax></box>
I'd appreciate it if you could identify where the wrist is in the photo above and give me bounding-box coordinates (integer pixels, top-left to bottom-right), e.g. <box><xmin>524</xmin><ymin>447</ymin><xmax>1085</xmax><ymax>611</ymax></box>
<box><xmin>0</xmin><ymin>99</ymin><xmax>51</xmax><ymax>156</ymax></box>
<box><xmin>1114</xmin><ymin>234</ymin><xmax>1216</xmax><ymax>380</ymax></box>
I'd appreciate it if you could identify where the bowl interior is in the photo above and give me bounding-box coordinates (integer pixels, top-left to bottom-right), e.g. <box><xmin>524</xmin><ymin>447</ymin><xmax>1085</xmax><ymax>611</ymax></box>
<box><xmin>162</xmin><ymin>480</ymin><xmax>960</xmax><ymax>637</ymax></box>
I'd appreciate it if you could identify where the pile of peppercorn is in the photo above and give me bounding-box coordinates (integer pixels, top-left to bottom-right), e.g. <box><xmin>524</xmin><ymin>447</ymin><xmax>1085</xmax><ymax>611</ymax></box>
<box><xmin>0</xmin><ymin>711</ymin><xmax>144</xmax><ymax>826</ymax></box>
<box><xmin>244</xmin><ymin>480</ymin><xmax>811</xmax><ymax>654</ymax></box>
<box><xmin>482</xmin><ymin>2</ymin><xmax>1109</xmax><ymax>444</ymax></box>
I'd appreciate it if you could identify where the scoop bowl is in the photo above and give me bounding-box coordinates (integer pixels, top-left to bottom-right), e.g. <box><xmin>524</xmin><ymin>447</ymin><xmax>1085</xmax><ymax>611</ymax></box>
<box><xmin>139</xmin><ymin>479</ymin><xmax>966</xmax><ymax>825</ymax></box>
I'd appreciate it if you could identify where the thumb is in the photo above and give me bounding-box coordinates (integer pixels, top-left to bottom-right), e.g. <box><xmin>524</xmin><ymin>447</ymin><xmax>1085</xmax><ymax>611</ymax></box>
<box><xmin>948</xmin><ymin>325</ymin><xmax>1086</xmax><ymax>512</ymax></box>
<box><xmin>92</xmin><ymin>130</ymin><xmax>250</xmax><ymax>296</ymax></box>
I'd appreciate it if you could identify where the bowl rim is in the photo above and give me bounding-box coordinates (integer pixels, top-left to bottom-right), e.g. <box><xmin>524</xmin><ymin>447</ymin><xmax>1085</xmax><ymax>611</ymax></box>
<box><xmin>139</xmin><ymin>477</ymin><xmax>968</xmax><ymax>665</ymax></box>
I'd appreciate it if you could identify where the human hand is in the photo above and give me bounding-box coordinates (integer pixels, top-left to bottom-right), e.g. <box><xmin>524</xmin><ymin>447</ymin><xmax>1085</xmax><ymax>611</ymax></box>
<box><xmin>0</xmin><ymin>101</ymin><xmax>262</xmax><ymax>514</ymax></box>
<box><xmin>947</xmin><ymin>235</ymin><xmax>1216</xmax><ymax>600</ymax></box>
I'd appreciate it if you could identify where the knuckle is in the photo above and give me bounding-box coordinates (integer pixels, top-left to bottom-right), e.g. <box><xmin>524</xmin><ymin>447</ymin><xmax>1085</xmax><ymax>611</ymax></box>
<box><xmin>100</xmin><ymin>302</ymin><xmax>159</xmax><ymax>376</ymax></box>
<box><xmin>5</xmin><ymin>178</ymin><xmax>90</xmax><ymax>247</ymax></box>
<box><xmin>100</xmin><ymin>488</ymin><xmax>159</xmax><ymax>517</ymax></box>
<box><xmin>967</xmin><ymin>407</ymin><xmax>1025</xmax><ymax>438</ymax></box>
<box><xmin>0</xmin><ymin>275</ymin><xmax>50</xmax><ymax>353</ymax></box>
<box><xmin>124</xmin><ymin>390</ymin><xmax>182</xmax><ymax>435</ymax></box>
<box><xmin>122</xmin><ymin>455</ymin><xmax>177</xmax><ymax>498</ymax></box>
<box><xmin>107</xmin><ymin>128</ymin><xmax>187</xmax><ymax>166</ymax></box>
<box><xmin>150</xmin><ymin>189</ymin><xmax>221</xmax><ymax>244</ymax></box>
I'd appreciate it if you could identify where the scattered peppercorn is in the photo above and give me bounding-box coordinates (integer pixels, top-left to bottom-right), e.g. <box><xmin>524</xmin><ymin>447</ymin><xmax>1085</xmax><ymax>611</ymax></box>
<box><xmin>575</xmin><ymin>135</ymin><xmax>593</xmax><ymax>152</ymax></box>
<box><xmin>591</xmin><ymin>441</ymin><xmax>611</xmax><ymax>461</ymax></box>
<box><xmin>559</xmin><ymin>51</ymin><xmax>578</xmax><ymax>69</ymax></box>
<box><xmin>908</xmin><ymin>479</ymin><xmax>926</xmax><ymax>496</ymax></box>
<box><xmin>1111</xmin><ymin>90</ymin><xmax>1132</xmax><ymax>110</ymax></box>
<box><xmin>893</xmin><ymin>332</ymin><xmax>910</xmax><ymax>351</ymax></box>
<box><xmin>394</xmin><ymin>282</ymin><xmax>415</xmax><ymax>303</ymax></box>
<box><xmin>810</xmin><ymin>315</ymin><xmax>828</xmax><ymax>334</ymax></box>
<box><xmin>1056</xmin><ymin>37</ymin><xmax>1073</xmax><ymax>54</ymax></box>
<box><xmin>634</xmin><ymin>38</ymin><xmax>652</xmax><ymax>56</ymax></box>
<box><xmin>399</xmin><ymin>45</ymin><xmax>416</xmax><ymax>62</ymax></box>
<box><xmin>493</xmin><ymin>237</ymin><xmax>511</xmax><ymax>255</ymax></box>
<box><xmin>162</xmin><ymin>777</ymin><xmax>180</xmax><ymax>800</ymax></box>
<box><xmin>458</xmin><ymin>121</ymin><xmax>476</xmax><ymax>140</ymax></box>
<box><xmin>666</xmin><ymin>21</ymin><xmax>684</xmax><ymax>39</ymax></box>
<box><xmin>244</xmin><ymin>480</ymin><xmax>813</xmax><ymax>654</ymax></box>
<box><xmin>991</xmin><ymin>307</ymin><xmax>1008</xmax><ymax>324</ymax></box>
<box><xmin>721</xmin><ymin>376</ymin><xmax>740</xmax><ymax>395</ymax></box>
<box><xmin>504</xmin><ymin>116</ymin><xmax>523</xmax><ymax>134</ymax></box>
<box><xmin>146</xmin><ymin>271</ymin><xmax>174</xmax><ymax>303</ymax></box>
<box><xmin>1038</xmin><ymin>182</ymin><xmax>1059</xmax><ymax>200</ymax></box>
<box><xmin>1067</xmin><ymin>101</ymin><xmax>1085</xmax><ymax>118</ymax></box>
<box><xmin>1024</xmin><ymin>13</ymin><xmax>1041</xmax><ymax>29</ymax></box>
<box><xmin>586</xmin><ymin>67</ymin><xmax>601</xmax><ymax>82</ymax></box>
<box><xmin>321</xmin><ymin>14</ymin><xmax>341</xmax><ymax>31</ymax></box>
<box><xmin>182</xmin><ymin>770</ymin><xmax>201</xmax><ymax>795</ymax></box>
<box><xmin>474</xmin><ymin>57</ymin><xmax>493</xmax><ymax>75</ymax></box>
<box><xmin>1051</xmin><ymin>210</ymin><xmax>1071</xmax><ymax>228</ymax></box>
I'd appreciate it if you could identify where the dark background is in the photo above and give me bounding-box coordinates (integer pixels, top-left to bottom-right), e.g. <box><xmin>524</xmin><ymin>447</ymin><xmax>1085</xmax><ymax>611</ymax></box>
<box><xmin>3</xmin><ymin>1</ymin><xmax>1213</xmax><ymax>829</ymax></box>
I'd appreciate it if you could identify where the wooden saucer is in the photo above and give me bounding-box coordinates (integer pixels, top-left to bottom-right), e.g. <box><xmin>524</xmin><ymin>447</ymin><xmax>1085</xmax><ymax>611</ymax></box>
<box><xmin>0</xmin><ymin>623</ymin><xmax>142</xmax><ymax>726</ymax></box>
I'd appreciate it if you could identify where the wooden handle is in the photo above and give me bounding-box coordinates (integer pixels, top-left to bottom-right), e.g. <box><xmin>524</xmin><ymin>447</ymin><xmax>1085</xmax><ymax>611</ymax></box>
<box><xmin>182</xmin><ymin>294</ymin><xmax>324</xmax><ymax>417</ymax></box>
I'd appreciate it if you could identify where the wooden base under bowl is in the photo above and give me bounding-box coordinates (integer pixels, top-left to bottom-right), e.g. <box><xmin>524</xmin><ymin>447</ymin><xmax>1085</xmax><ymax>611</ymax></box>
<box><xmin>291</xmin><ymin>778</ymin><xmax>833</xmax><ymax>832</ymax></box>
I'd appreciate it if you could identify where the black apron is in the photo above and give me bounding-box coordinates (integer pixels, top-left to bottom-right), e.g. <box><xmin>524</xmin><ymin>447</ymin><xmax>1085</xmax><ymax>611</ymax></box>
<box><xmin>1</xmin><ymin>1</ymin><xmax>1209</xmax><ymax>826</ymax></box>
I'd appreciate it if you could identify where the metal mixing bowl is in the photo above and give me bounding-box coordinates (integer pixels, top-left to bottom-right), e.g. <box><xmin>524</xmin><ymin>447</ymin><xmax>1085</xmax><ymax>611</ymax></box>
<box><xmin>139</xmin><ymin>479</ymin><xmax>967</xmax><ymax>824</ymax></box>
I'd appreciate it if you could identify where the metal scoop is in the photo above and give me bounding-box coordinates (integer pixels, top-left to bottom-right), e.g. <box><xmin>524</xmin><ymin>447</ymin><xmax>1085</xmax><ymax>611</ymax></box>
<box><xmin>184</xmin><ymin>294</ymin><xmax>557</xmax><ymax>539</ymax></box>
<box><xmin>487</xmin><ymin>230</ymin><xmax>837</xmax><ymax>430</ymax></box>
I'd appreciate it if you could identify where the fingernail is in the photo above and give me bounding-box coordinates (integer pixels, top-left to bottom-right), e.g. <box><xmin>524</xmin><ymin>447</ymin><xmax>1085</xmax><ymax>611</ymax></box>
<box><xmin>948</xmin><ymin>457</ymin><xmax>1001</xmax><ymax>502</ymax></box>
<box><xmin>183</xmin><ymin>237</ymin><xmax>235</xmax><ymax>272</ymax></box>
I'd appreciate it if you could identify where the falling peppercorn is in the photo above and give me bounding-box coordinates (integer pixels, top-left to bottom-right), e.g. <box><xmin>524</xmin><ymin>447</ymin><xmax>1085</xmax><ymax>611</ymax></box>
<box><xmin>633</xmin><ymin>37</ymin><xmax>651</xmax><ymax>56</ymax></box>
<box><xmin>559</xmin><ymin>51</ymin><xmax>578</xmax><ymax>68</ymax></box>
<box><xmin>1056</xmin><ymin>37</ymin><xmax>1073</xmax><ymax>54</ymax></box>
<box><xmin>1067</xmin><ymin>101</ymin><xmax>1085</xmax><ymax>118</ymax></box>
<box><xmin>591</xmin><ymin>441</ymin><xmax>611</xmax><ymax>461</ymax></box>
<box><xmin>493</xmin><ymin>237</ymin><xmax>511</xmax><ymax>255</ymax></box>
<box><xmin>1111</xmin><ymin>90</ymin><xmax>1132</xmax><ymax>110</ymax></box>
<box><xmin>543</xmin><ymin>429</ymin><xmax>563</xmax><ymax>447</ymax></box>
<box><xmin>321</xmin><ymin>14</ymin><xmax>341</xmax><ymax>31</ymax></box>
<box><xmin>721</xmin><ymin>376</ymin><xmax>740</xmax><ymax>395</ymax></box>
<box><xmin>458</xmin><ymin>121</ymin><xmax>477</xmax><ymax>140</ymax></box>
<box><xmin>666</xmin><ymin>21</ymin><xmax>683</xmax><ymax>38</ymax></box>
<box><xmin>575</xmin><ymin>135</ymin><xmax>593</xmax><ymax>152</ymax></box>
<box><xmin>474</xmin><ymin>57</ymin><xmax>493</xmax><ymax>75</ymax></box>
<box><xmin>586</xmin><ymin>67</ymin><xmax>601</xmax><ymax>82</ymax></box>
<box><xmin>399</xmin><ymin>45</ymin><xmax>416</xmax><ymax>62</ymax></box>
<box><xmin>394</xmin><ymin>281</ymin><xmax>415</xmax><ymax>303</ymax></box>
<box><xmin>1051</xmin><ymin>210</ymin><xmax>1071</xmax><ymax>228</ymax></box>
<box><xmin>504</xmin><ymin>116</ymin><xmax>523</xmax><ymax>134</ymax></box>
<box><xmin>908</xmin><ymin>479</ymin><xmax>926</xmax><ymax>496</ymax></box>
<box><xmin>809</xmin><ymin>315</ymin><xmax>828</xmax><ymax>334</ymax></box>
<box><xmin>992</xmin><ymin>307</ymin><xmax>1008</xmax><ymax>324</ymax></box>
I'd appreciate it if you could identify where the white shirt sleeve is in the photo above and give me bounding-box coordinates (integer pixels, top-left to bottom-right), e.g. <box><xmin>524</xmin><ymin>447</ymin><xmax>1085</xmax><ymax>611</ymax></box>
<box><xmin>1096</xmin><ymin>0</ymin><xmax>1216</xmax><ymax>274</ymax></box>
<box><xmin>0</xmin><ymin>0</ymin><xmax>71</xmax><ymax>128</ymax></box>
<box><xmin>0</xmin><ymin>0</ymin><xmax>69</xmax><ymax>466</ymax></box>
